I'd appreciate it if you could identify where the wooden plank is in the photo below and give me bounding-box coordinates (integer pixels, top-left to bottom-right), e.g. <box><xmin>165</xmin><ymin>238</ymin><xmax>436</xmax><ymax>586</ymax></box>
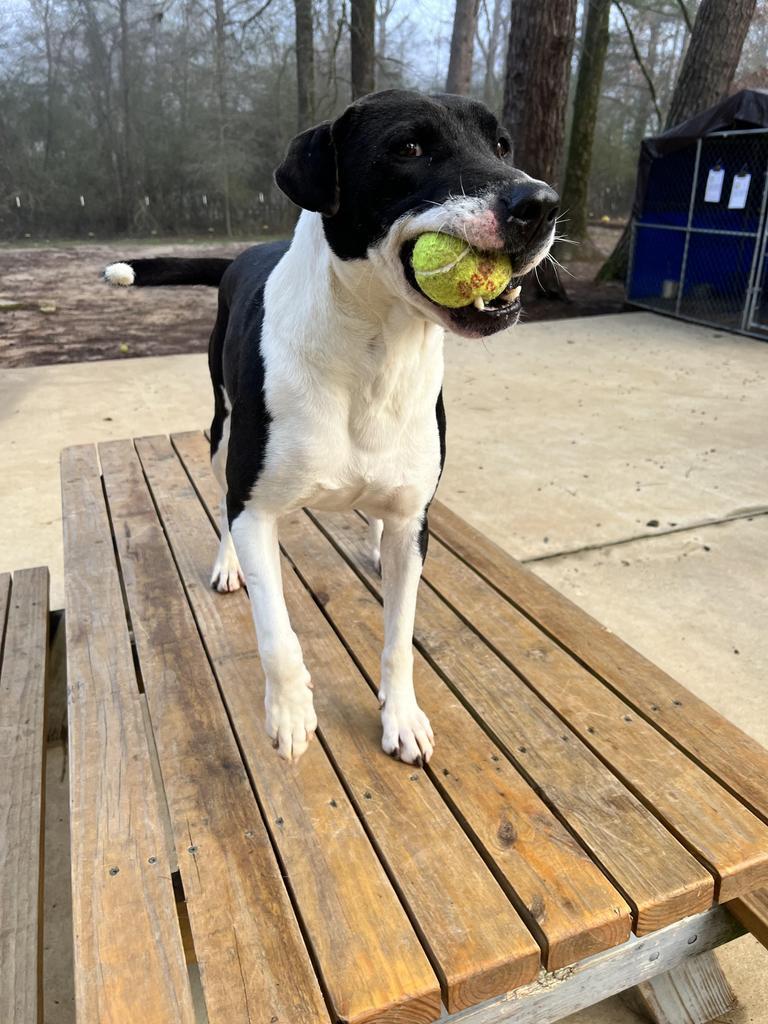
<box><xmin>428</xmin><ymin>501</ymin><xmax>768</xmax><ymax>824</ymax></box>
<box><xmin>61</xmin><ymin>445</ymin><xmax>196</xmax><ymax>1024</ymax></box>
<box><xmin>0</xmin><ymin>567</ymin><xmax>48</xmax><ymax>1024</ymax></box>
<box><xmin>727</xmin><ymin>887</ymin><xmax>768</xmax><ymax>949</ymax></box>
<box><xmin>624</xmin><ymin>951</ymin><xmax>735</xmax><ymax>1024</ymax></box>
<box><xmin>0</xmin><ymin>572</ymin><xmax>10</xmax><ymax>651</ymax></box>
<box><xmin>445</xmin><ymin>908</ymin><xmax>743</xmax><ymax>1024</ymax></box>
<box><xmin>166</xmin><ymin>431</ymin><xmax>537</xmax><ymax>1012</ymax></box>
<box><xmin>97</xmin><ymin>439</ymin><xmax>329</xmax><ymax>1024</ymax></box>
<box><xmin>136</xmin><ymin>434</ymin><xmax>442</xmax><ymax>1022</ymax></box>
<box><xmin>308</xmin><ymin>509</ymin><xmax>714</xmax><ymax>935</ymax></box>
<box><xmin>270</xmin><ymin>508</ymin><xmax>633</xmax><ymax>970</ymax></box>
<box><xmin>415</xmin><ymin>533</ymin><xmax>768</xmax><ymax>902</ymax></box>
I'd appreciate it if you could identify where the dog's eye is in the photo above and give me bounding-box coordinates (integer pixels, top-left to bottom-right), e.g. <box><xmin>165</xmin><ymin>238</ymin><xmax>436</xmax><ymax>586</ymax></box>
<box><xmin>496</xmin><ymin>138</ymin><xmax>510</xmax><ymax>158</ymax></box>
<box><xmin>397</xmin><ymin>141</ymin><xmax>423</xmax><ymax>158</ymax></box>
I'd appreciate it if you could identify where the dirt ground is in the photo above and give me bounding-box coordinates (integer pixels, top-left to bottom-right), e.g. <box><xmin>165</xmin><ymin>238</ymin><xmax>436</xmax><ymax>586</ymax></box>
<box><xmin>0</xmin><ymin>229</ymin><xmax>626</xmax><ymax>368</ymax></box>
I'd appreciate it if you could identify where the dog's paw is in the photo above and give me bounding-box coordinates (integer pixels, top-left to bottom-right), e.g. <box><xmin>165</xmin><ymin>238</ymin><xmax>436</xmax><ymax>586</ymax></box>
<box><xmin>210</xmin><ymin>550</ymin><xmax>245</xmax><ymax>593</ymax></box>
<box><xmin>265</xmin><ymin>676</ymin><xmax>317</xmax><ymax>762</ymax></box>
<box><xmin>380</xmin><ymin>698</ymin><xmax>434</xmax><ymax>765</ymax></box>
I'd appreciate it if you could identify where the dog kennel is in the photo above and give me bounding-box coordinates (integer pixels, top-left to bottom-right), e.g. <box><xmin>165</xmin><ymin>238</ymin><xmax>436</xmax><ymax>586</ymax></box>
<box><xmin>627</xmin><ymin>89</ymin><xmax>768</xmax><ymax>339</ymax></box>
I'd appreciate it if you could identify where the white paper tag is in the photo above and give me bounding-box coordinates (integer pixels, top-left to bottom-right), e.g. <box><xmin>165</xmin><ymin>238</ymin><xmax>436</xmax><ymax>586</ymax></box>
<box><xmin>704</xmin><ymin>167</ymin><xmax>725</xmax><ymax>202</ymax></box>
<box><xmin>728</xmin><ymin>173</ymin><xmax>751</xmax><ymax>209</ymax></box>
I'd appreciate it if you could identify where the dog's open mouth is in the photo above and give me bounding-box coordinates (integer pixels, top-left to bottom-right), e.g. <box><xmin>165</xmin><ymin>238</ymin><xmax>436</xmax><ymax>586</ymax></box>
<box><xmin>400</xmin><ymin>240</ymin><xmax>523</xmax><ymax>337</ymax></box>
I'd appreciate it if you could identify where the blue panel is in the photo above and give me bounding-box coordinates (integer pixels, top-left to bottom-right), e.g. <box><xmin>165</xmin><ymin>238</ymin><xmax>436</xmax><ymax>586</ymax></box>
<box><xmin>678</xmin><ymin>231</ymin><xmax>757</xmax><ymax>327</ymax></box>
<box><xmin>628</xmin><ymin>226</ymin><xmax>685</xmax><ymax>309</ymax></box>
<box><xmin>637</xmin><ymin>148</ymin><xmax>697</xmax><ymax>227</ymax></box>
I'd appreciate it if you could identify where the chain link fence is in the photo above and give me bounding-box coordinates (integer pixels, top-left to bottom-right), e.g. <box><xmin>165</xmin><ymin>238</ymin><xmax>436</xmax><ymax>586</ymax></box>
<box><xmin>627</xmin><ymin>129</ymin><xmax>768</xmax><ymax>340</ymax></box>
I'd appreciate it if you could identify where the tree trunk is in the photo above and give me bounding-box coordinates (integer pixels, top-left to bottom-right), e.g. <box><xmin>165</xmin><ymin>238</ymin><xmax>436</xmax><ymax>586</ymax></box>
<box><xmin>118</xmin><ymin>0</ymin><xmax>135</xmax><ymax>229</ymax></box>
<box><xmin>481</xmin><ymin>0</ymin><xmax>504</xmax><ymax>110</ymax></box>
<box><xmin>446</xmin><ymin>0</ymin><xmax>480</xmax><ymax>95</ymax></box>
<box><xmin>213</xmin><ymin>0</ymin><xmax>232</xmax><ymax>236</ymax></box>
<box><xmin>502</xmin><ymin>0</ymin><xmax>577</xmax><ymax>185</ymax></box>
<box><xmin>294</xmin><ymin>0</ymin><xmax>315</xmax><ymax>129</ymax></box>
<box><xmin>79</xmin><ymin>0</ymin><xmax>124</xmax><ymax>231</ymax></box>
<box><xmin>350</xmin><ymin>0</ymin><xmax>375</xmax><ymax>99</ymax></box>
<box><xmin>557</xmin><ymin>0</ymin><xmax>611</xmax><ymax>251</ymax></box>
<box><xmin>665</xmin><ymin>0</ymin><xmax>757</xmax><ymax>129</ymax></box>
<box><xmin>598</xmin><ymin>0</ymin><xmax>757</xmax><ymax>282</ymax></box>
<box><xmin>38</xmin><ymin>0</ymin><xmax>56</xmax><ymax>172</ymax></box>
<box><xmin>502</xmin><ymin>0</ymin><xmax>577</xmax><ymax>297</ymax></box>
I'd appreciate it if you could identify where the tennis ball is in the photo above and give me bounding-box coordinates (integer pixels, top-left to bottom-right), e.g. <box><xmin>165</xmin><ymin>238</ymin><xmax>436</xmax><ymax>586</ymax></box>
<box><xmin>411</xmin><ymin>233</ymin><xmax>512</xmax><ymax>309</ymax></box>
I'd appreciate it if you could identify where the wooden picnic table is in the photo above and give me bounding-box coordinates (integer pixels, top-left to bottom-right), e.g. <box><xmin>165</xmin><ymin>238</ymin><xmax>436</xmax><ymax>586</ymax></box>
<box><xmin>60</xmin><ymin>432</ymin><xmax>768</xmax><ymax>1024</ymax></box>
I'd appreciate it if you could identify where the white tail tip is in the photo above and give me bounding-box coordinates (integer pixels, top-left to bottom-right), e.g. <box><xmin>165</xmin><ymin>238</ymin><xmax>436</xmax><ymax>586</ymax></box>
<box><xmin>103</xmin><ymin>262</ymin><xmax>135</xmax><ymax>287</ymax></box>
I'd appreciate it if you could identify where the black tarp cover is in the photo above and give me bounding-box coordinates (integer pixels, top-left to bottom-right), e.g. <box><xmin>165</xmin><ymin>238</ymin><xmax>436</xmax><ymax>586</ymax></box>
<box><xmin>633</xmin><ymin>89</ymin><xmax>768</xmax><ymax>217</ymax></box>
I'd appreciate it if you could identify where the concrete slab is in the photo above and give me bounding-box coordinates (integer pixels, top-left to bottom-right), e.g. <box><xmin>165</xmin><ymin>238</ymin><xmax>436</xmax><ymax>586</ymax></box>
<box><xmin>531</xmin><ymin>515</ymin><xmax>768</xmax><ymax>746</ymax></box>
<box><xmin>440</xmin><ymin>311</ymin><xmax>768</xmax><ymax>560</ymax></box>
<box><xmin>0</xmin><ymin>353</ymin><xmax>210</xmax><ymax>608</ymax></box>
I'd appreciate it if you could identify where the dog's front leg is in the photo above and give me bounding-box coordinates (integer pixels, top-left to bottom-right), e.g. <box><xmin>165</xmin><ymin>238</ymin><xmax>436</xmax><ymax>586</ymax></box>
<box><xmin>379</xmin><ymin>514</ymin><xmax>434</xmax><ymax>765</ymax></box>
<box><xmin>230</xmin><ymin>508</ymin><xmax>316</xmax><ymax>761</ymax></box>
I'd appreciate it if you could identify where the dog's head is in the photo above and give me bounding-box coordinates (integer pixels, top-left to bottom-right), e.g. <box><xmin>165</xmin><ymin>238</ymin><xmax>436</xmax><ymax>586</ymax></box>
<box><xmin>275</xmin><ymin>89</ymin><xmax>559</xmax><ymax>338</ymax></box>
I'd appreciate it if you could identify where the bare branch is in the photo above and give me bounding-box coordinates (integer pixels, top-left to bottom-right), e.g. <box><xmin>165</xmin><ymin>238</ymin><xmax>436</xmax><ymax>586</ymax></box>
<box><xmin>238</xmin><ymin>0</ymin><xmax>279</xmax><ymax>34</ymax></box>
<box><xmin>612</xmin><ymin>0</ymin><xmax>663</xmax><ymax>129</ymax></box>
<box><xmin>671</xmin><ymin>0</ymin><xmax>694</xmax><ymax>31</ymax></box>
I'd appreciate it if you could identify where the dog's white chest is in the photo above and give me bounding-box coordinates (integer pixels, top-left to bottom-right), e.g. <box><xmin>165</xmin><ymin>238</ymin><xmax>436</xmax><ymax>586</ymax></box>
<box><xmin>258</xmin><ymin>303</ymin><xmax>445</xmax><ymax>518</ymax></box>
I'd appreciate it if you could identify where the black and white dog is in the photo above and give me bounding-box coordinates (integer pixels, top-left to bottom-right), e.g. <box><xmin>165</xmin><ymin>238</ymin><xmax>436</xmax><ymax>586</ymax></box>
<box><xmin>105</xmin><ymin>89</ymin><xmax>558</xmax><ymax>766</ymax></box>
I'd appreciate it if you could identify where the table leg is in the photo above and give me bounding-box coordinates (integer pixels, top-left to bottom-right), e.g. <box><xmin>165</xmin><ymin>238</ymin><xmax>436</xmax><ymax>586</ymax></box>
<box><xmin>623</xmin><ymin>951</ymin><xmax>736</xmax><ymax>1024</ymax></box>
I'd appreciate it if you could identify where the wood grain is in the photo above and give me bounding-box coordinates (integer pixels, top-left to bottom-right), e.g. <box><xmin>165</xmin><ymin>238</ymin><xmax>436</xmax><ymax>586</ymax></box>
<box><xmin>61</xmin><ymin>445</ymin><xmax>196</xmax><ymax>1024</ymax></box>
<box><xmin>0</xmin><ymin>572</ymin><xmax>10</xmax><ymax>648</ymax></box>
<box><xmin>0</xmin><ymin>568</ymin><xmax>48</xmax><ymax>1024</ymax></box>
<box><xmin>272</xmin><ymin>506</ymin><xmax>632</xmax><ymax>971</ymax></box>
<box><xmin>728</xmin><ymin>887</ymin><xmax>768</xmax><ymax>950</ymax></box>
<box><xmin>169</xmin><ymin>430</ymin><xmax>537</xmax><ymax>1011</ymax></box>
<box><xmin>309</xmin><ymin>508</ymin><xmax>713</xmax><ymax>935</ymax></box>
<box><xmin>137</xmin><ymin>434</ymin><xmax>441</xmax><ymax>1023</ymax></box>
<box><xmin>97</xmin><ymin>438</ymin><xmax>329</xmax><ymax>1024</ymax></box>
<box><xmin>429</xmin><ymin>501</ymin><xmax>768</xmax><ymax>825</ymax></box>
<box><xmin>625</xmin><ymin>951</ymin><xmax>735</xmax><ymax>1024</ymax></box>
<box><xmin>447</xmin><ymin>907</ymin><xmax>742</xmax><ymax>1024</ymax></box>
<box><xmin>417</xmin><ymin>532</ymin><xmax>768</xmax><ymax>902</ymax></box>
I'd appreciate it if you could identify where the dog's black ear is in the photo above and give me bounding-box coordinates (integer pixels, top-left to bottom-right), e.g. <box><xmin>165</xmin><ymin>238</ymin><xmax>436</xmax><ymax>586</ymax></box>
<box><xmin>275</xmin><ymin>122</ymin><xmax>339</xmax><ymax>216</ymax></box>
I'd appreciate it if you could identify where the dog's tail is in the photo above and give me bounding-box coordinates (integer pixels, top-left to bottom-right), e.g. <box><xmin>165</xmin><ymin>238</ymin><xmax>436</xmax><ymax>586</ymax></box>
<box><xmin>103</xmin><ymin>257</ymin><xmax>232</xmax><ymax>289</ymax></box>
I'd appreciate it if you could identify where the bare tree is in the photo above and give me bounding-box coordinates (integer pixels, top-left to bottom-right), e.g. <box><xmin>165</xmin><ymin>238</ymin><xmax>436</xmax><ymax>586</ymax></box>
<box><xmin>502</xmin><ymin>0</ymin><xmax>577</xmax><ymax>296</ymax></box>
<box><xmin>117</xmin><ymin>0</ymin><xmax>136</xmax><ymax>226</ymax></box>
<box><xmin>445</xmin><ymin>0</ymin><xmax>479</xmax><ymax>94</ymax></box>
<box><xmin>476</xmin><ymin>0</ymin><xmax>505</xmax><ymax>111</ymax></box>
<box><xmin>665</xmin><ymin>0</ymin><xmax>758</xmax><ymax>128</ymax></box>
<box><xmin>598</xmin><ymin>0</ymin><xmax>758</xmax><ymax>281</ymax></box>
<box><xmin>5</xmin><ymin>0</ymin><xmax>755</xmax><ymax>244</ymax></box>
<box><xmin>501</xmin><ymin>0</ymin><xmax>577</xmax><ymax>185</ymax></box>
<box><xmin>213</xmin><ymin>0</ymin><xmax>232</xmax><ymax>236</ymax></box>
<box><xmin>294</xmin><ymin>0</ymin><xmax>315</xmax><ymax>129</ymax></box>
<box><xmin>350</xmin><ymin>0</ymin><xmax>375</xmax><ymax>98</ymax></box>
<box><xmin>29</xmin><ymin>0</ymin><xmax>66</xmax><ymax>171</ymax></box>
<box><xmin>558</xmin><ymin>0</ymin><xmax>611</xmax><ymax>251</ymax></box>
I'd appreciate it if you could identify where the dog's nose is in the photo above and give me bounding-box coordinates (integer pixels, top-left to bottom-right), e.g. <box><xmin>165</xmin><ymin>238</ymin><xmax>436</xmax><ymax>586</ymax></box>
<box><xmin>501</xmin><ymin>183</ymin><xmax>560</xmax><ymax>244</ymax></box>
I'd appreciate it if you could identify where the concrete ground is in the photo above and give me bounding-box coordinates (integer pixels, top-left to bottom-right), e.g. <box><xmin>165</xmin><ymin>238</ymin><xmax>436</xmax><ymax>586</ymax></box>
<box><xmin>2</xmin><ymin>311</ymin><xmax>766</xmax><ymax>1022</ymax></box>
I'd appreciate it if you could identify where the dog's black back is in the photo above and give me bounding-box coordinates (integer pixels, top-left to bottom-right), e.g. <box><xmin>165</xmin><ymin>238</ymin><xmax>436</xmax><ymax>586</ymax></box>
<box><xmin>209</xmin><ymin>240</ymin><xmax>290</xmax><ymax>520</ymax></box>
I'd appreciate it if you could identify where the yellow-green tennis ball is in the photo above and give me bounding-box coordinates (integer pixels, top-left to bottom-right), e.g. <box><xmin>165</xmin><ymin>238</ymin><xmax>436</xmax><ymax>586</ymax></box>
<box><xmin>411</xmin><ymin>233</ymin><xmax>512</xmax><ymax>309</ymax></box>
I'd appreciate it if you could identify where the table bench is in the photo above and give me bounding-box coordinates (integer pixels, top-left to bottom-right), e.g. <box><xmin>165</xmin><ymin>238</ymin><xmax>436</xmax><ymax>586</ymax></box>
<box><xmin>0</xmin><ymin>567</ymin><xmax>49</xmax><ymax>1024</ymax></box>
<box><xmin>60</xmin><ymin>432</ymin><xmax>768</xmax><ymax>1024</ymax></box>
